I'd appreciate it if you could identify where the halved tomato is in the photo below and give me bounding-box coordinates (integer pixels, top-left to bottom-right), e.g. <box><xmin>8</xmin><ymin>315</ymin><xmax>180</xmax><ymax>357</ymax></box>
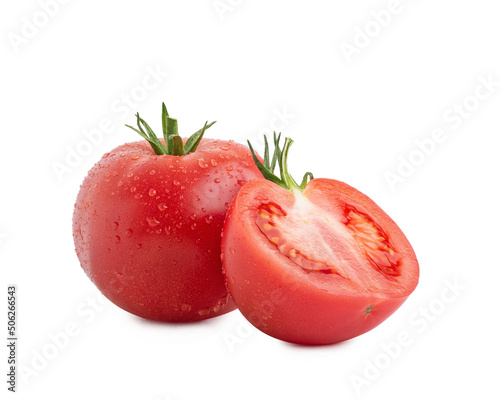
<box><xmin>221</xmin><ymin>135</ymin><xmax>419</xmax><ymax>345</ymax></box>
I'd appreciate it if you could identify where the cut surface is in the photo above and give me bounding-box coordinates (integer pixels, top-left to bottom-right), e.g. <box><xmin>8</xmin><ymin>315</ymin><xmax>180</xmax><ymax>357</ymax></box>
<box><xmin>256</xmin><ymin>190</ymin><xmax>402</xmax><ymax>292</ymax></box>
<box><xmin>344</xmin><ymin>205</ymin><xmax>401</xmax><ymax>276</ymax></box>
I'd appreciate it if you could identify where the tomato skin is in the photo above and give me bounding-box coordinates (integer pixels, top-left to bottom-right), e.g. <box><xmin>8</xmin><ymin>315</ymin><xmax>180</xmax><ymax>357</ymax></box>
<box><xmin>222</xmin><ymin>178</ymin><xmax>419</xmax><ymax>345</ymax></box>
<box><xmin>73</xmin><ymin>138</ymin><xmax>261</xmax><ymax>322</ymax></box>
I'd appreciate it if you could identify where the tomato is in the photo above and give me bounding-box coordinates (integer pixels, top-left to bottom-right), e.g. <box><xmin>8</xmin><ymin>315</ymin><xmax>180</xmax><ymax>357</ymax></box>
<box><xmin>73</xmin><ymin>105</ymin><xmax>262</xmax><ymax>321</ymax></box>
<box><xmin>221</xmin><ymin>135</ymin><xmax>419</xmax><ymax>344</ymax></box>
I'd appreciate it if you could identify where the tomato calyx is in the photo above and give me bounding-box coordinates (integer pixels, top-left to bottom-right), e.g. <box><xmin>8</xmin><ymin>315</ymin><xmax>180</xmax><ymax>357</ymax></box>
<box><xmin>248</xmin><ymin>133</ymin><xmax>314</xmax><ymax>192</ymax></box>
<box><xmin>125</xmin><ymin>103</ymin><xmax>216</xmax><ymax>156</ymax></box>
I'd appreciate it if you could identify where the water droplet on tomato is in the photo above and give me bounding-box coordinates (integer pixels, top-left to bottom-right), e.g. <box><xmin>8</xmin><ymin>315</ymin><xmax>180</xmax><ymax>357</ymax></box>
<box><xmin>150</xmin><ymin>170</ymin><xmax>156</xmax><ymax>175</ymax></box>
<box><xmin>117</xmin><ymin>181</ymin><xmax>123</xmax><ymax>187</ymax></box>
<box><xmin>113</xmin><ymin>222</ymin><xmax>119</xmax><ymax>230</ymax></box>
<box><xmin>237</xmin><ymin>180</ymin><xmax>247</xmax><ymax>186</ymax></box>
<box><xmin>173</xmin><ymin>180</ymin><xmax>180</xmax><ymax>186</ymax></box>
<box><xmin>190</xmin><ymin>223</ymin><xmax>197</xmax><ymax>230</ymax></box>
<box><xmin>158</xmin><ymin>203</ymin><xmax>168</xmax><ymax>211</ymax></box>
<box><xmin>115</xmin><ymin>235</ymin><xmax>121</xmax><ymax>244</ymax></box>
<box><xmin>127</xmin><ymin>172</ymin><xmax>134</xmax><ymax>178</ymax></box>
<box><xmin>198</xmin><ymin>160</ymin><xmax>208</xmax><ymax>169</ymax></box>
<box><xmin>131</xmin><ymin>155</ymin><xmax>140</xmax><ymax>160</ymax></box>
<box><xmin>130</xmin><ymin>187</ymin><xmax>136</xmax><ymax>193</ymax></box>
<box><xmin>205</xmin><ymin>215</ymin><xmax>213</xmax><ymax>224</ymax></box>
<box><xmin>149</xmin><ymin>189</ymin><xmax>157</xmax><ymax>197</ymax></box>
<box><xmin>136</xmin><ymin>243</ymin><xmax>142</xmax><ymax>249</ymax></box>
<box><xmin>219</xmin><ymin>145</ymin><xmax>230</xmax><ymax>151</ymax></box>
<box><xmin>211</xmin><ymin>159</ymin><xmax>218</xmax><ymax>167</ymax></box>
<box><xmin>226</xmin><ymin>166</ymin><xmax>233</xmax><ymax>171</ymax></box>
<box><xmin>147</xmin><ymin>216</ymin><xmax>160</xmax><ymax>227</ymax></box>
<box><xmin>214</xmin><ymin>178</ymin><xmax>221</xmax><ymax>183</ymax></box>
<box><xmin>126</xmin><ymin>229</ymin><xmax>133</xmax><ymax>238</ymax></box>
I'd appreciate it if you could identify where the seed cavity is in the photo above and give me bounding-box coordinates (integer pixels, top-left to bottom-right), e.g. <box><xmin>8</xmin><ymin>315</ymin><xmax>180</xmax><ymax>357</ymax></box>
<box><xmin>344</xmin><ymin>206</ymin><xmax>401</xmax><ymax>276</ymax></box>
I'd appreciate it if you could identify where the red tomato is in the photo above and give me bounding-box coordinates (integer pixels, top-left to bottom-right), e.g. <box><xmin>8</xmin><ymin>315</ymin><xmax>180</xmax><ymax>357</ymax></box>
<box><xmin>73</xmin><ymin>106</ymin><xmax>261</xmax><ymax>321</ymax></box>
<box><xmin>222</xmin><ymin>135</ymin><xmax>419</xmax><ymax>344</ymax></box>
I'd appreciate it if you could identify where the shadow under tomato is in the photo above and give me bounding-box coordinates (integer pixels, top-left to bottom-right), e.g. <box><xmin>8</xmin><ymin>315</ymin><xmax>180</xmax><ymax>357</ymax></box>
<box><xmin>131</xmin><ymin>311</ymin><xmax>233</xmax><ymax>329</ymax></box>
<box><xmin>284</xmin><ymin>338</ymin><xmax>355</xmax><ymax>350</ymax></box>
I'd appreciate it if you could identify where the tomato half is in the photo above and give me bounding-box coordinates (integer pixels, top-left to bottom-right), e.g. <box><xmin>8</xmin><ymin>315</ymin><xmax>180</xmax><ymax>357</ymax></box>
<box><xmin>73</xmin><ymin>106</ymin><xmax>262</xmax><ymax>322</ymax></box>
<box><xmin>222</xmin><ymin>136</ymin><xmax>419</xmax><ymax>345</ymax></box>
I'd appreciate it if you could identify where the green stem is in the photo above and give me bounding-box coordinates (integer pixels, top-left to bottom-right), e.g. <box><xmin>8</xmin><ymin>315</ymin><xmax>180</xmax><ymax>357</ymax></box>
<box><xmin>126</xmin><ymin>103</ymin><xmax>216</xmax><ymax>156</ymax></box>
<box><xmin>248</xmin><ymin>133</ymin><xmax>314</xmax><ymax>192</ymax></box>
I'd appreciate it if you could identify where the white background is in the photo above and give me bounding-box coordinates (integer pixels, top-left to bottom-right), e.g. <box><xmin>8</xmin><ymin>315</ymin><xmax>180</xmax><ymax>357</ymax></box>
<box><xmin>1</xmin><ymin>1</ymin><xmax>499</xmax><ymax>399</ymax></box>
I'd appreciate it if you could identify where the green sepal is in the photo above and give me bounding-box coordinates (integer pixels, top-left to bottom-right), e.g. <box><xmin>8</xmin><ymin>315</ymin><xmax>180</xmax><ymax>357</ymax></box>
<box><xmin>247</xmin><ymin>140</ymin><xmax>287</xmax><ymax>189</ymax></box>
<box><xmin>248</xmin><ymin>133</ymin><xmax>314</xmax><ymax>192</ymax></box>
<box><xmin>125</xmin><ymin>104</ymin><xmax>215</xmax><ymax>156</ymax></box>
<box><xmin>184</xmin><ymin>121</ymin><xmax>216</xmax><ymax>154</ymax></box>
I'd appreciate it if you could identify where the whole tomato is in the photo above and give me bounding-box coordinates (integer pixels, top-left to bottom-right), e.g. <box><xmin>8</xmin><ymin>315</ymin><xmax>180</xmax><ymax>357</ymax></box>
<box><xmin>73</xmin><ymin>104</ymin><xmax>261</xmax><ymax>321</ymax></box>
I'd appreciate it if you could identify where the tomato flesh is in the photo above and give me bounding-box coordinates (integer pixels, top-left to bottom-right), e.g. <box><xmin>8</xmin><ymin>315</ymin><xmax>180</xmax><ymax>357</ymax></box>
<box><xmin>257</xmin><ymin>190</ymin><xmax>402</xmax><ymax>287</ymax></box>
<box><xmin>222</xmin><ymin>178</ymin><xmax>419</xmax><ymax>344</ymax></box>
